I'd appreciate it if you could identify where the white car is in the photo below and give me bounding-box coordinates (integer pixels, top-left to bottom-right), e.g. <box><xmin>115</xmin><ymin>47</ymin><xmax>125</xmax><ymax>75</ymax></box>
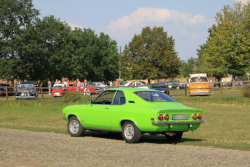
<box><xmin>123</xmin><ymin>81</ymin><xmax>149</xmax><ymax>89</ymax></box>
<box><xmin>92</xmin><ymin>82</ymin><xmax>107</xmax><ymax>87</ymax></box>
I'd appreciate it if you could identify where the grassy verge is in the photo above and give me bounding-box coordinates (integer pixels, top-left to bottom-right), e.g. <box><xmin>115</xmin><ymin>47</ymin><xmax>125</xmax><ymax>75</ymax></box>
<box><xmin>0</xmin><ymin>89</ymin><xmax>249</xmax><ymax>150</ymax></box>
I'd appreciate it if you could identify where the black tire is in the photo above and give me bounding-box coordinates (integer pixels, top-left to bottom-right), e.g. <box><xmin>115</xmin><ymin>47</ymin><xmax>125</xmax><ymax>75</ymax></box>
<box><xmin>122</xmin><ymin>121</ymin><xmax>142</xmax><ymax>143</ymax></box>
<box><xmin>165</xmin><ymin>132</ymin><xmax>183</xmax><ymax>141</ymax></box>
<box><xmin>67</xmin><ymin>116</ymin><xmax>85</xmax><ymax>137</ymax></box>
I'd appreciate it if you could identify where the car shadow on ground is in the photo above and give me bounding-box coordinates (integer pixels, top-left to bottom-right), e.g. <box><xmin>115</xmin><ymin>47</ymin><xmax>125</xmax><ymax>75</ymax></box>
<box><xmin>83</xmin><ymin>130</ymin><xmax>204</xmax><ymax>144</ymax></box>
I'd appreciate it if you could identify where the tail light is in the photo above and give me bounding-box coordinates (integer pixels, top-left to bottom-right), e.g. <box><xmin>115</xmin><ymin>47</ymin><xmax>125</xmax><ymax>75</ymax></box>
<box><xmin>198</xmin><ymin>113</ymin><xmax>202</xmax><ymax>119</ymax></box>
<box><xmin>192</xmin><ymin>113</ymin><xmax>197</xmax><ymax>119</ymax></box>
<box><xmin>158</xmin><ymin>114</ymin><xmax>163</xmax><ymax>120</ymax></box>
<box><xmin>164</xmin><ymin>114</ymin><xmax>169</xmax><ymax>120</ymax></box>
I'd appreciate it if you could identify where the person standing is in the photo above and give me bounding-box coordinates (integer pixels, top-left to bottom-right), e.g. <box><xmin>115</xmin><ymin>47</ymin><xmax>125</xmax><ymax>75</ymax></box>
<box><xmin>77</xmin><ymin>79</ymin><xmax>81</xmax><ymax>92</ymax></box>
<box><xmin>36</xmin><ymin>80</ymin><xmax>43</xmax><ymax>93</ymax></box>
<box><xmin>64</xmin><ymin>80</ymin><xmax>68</xmax><ymax>87</ymax></box>
<box><xmin>115</xmin><ymin>79</ymin><xmax>119</xmax><ymax>87</ymax></box>
<box><xmin>84</xmin><ymin>79</ymin><xmax>88</xmax><ymax>95</ymax></box>
<box><xmin>67</xmin><ymin>80</ymin><xmax>70</xmax><ymax>87</ymax></box>
<box><xmin>110</xmin><ymin>80</ymin><xmax>113</xmax><ymax>87</ymax></box>
<box><xmin>48</xmin><ymin>80</ymin><xmax>52</xmax><ymax>95</ymax></box>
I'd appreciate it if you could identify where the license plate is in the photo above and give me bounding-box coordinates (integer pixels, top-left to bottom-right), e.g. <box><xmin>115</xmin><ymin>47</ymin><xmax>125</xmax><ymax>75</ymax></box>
<box><xmin>197</xmin><ymin>90</ymin><xmax>203</xmax><ymax>92</ymax></box>
<box><xmin>55</xmin><ymin>92</ymin><xmax>59</xmax><ymax>95</ymax></box>
<box><xmin>172</xmin><ymin>114</ymin><xmax>189</xmax><ymax>120</ymax></box>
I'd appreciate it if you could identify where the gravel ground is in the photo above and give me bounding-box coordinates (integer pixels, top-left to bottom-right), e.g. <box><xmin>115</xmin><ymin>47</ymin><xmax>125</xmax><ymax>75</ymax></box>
<box><xmin>0</xmin><ymin>128</ymin><xmax>249</xmax><ymax>167</ymax></box>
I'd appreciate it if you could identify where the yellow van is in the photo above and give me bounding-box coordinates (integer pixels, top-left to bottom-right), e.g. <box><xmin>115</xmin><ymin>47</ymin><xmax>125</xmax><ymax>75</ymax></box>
<box><xmin>188</xmin><ymin>73</ymin><xmax>209</xmax><ymax>95</ymax></box>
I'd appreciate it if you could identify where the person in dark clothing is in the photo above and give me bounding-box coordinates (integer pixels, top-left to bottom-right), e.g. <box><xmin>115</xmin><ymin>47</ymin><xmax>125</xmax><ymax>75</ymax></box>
<box><xmin>36</xmin><ymin>80</ymin><xmax>43</xmax><ymax>93</ymax></box>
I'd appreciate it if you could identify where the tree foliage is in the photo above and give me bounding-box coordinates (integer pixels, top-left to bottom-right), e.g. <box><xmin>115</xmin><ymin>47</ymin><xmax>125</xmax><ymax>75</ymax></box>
<box><xmin>180</xmin><ymin>57</ymin><xmax>196</xmax><ymax>78</ymax></box>
<box><xmin>0</xmin><ymin>0</ymin><xmax>39</xmax><ymax>82</ymax></box>
<box><xmin>121</xmin><ymin>26</ymin><xmax>181</xmax><ymax>82</ymax></box>
<box><xmin>197</xmin><ymin>2</ymin><xmax>250</xmax><ymax>80</ymax></box>
<box><xmin>0</xmin><ymin>0</ymin><xmax>119</xmax><ymax>83</ymax></box>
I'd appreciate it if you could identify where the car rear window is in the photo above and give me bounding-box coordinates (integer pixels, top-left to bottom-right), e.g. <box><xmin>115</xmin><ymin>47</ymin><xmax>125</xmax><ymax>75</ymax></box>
<box><xmin>134</xmin><ymin>91</ymin><xmax>177</xmax><ymax>102</ymax></box>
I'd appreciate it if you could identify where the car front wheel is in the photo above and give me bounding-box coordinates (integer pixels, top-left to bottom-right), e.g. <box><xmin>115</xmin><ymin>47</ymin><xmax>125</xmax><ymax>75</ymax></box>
<box><xmin>122</xmin><ymin>121</ymin><xmax>142</xmax><ymax>143</ymax></box>
<box><xmin>165</xmin><ymin>132</ymin><xmax>183</xmax><ymax>141</ymax></box>
<box><xmin>67</xmin><ymin>116</ymin><xmax>85</xmax><ymax>137</ymax></box>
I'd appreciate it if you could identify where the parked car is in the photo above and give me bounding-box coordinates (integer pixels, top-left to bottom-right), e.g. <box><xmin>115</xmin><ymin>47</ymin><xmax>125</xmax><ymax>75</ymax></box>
<box><xmin>138</xmin><ymin>81</ymin><xmax>147</xmax><ymax>85</ymax></box>
<box><xmin>92</xmin><ymin>82</ymin><xmax>107</xmax><ymax>87</ymax></box>
<box><xmin>188</xmin><ymin>73</ymin><xmax>210</xmax><ymax>95</ymax></box>
<box><xmin>62</xmin><ymin>88</ymin><xmax>204</xmax><ymax>143</ymax></box>
<box><xmin>150</xmin><ymin>82</ymin><xmax>168</xmax><ymax>92</ymax></box>
<box><xmin>162</xmin><ymin>81</ymin><xmax>173</xmax><ymax>86</ymax></box>
<box><xmin>52</xmin><ymin>84</ymin><xmax>68</xmax><ymax>97</ymax></box>
<box><xmin>92</xmin><ymin>82</ymin><xmax>107</xmax><ymax>92</ymax></box>
<box><xmin>123</xmin><ymin>81</ymin><xmax>149</xmax><ymax>89</ymax></box>
<box><xmin>15</xmin><ymin>82</ymin><xmax>38</xmax><ymax>99</ymax></box>
<box><xmin>170</xmin><ymin>80</ymin><xmax>182</xmax><ymax>89</ymax></box>
<box><xmin>0</xmin><ymin>84</ymin><xmax>15</xmax><ymax>96</ymax></box>
<box><xmin>67</xmin><ymin>82</ymin><xmax>96</xmax><ymax>95</ymax></box>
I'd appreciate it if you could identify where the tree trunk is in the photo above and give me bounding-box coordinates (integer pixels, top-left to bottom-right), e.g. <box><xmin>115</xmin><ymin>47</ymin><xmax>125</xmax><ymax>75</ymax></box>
<box><xmin>148</xmin><ymin>78</ymin><xmax>151</xmax><ymax>85</ymax></box>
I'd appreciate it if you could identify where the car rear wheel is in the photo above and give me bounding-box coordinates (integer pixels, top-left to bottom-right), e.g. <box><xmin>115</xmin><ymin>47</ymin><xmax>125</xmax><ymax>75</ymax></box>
<box><xmin>165</xmin><ymin>132</ymin><xmax>183</xmax><ymax>141</ymax></box>
<box><xmin>67</xmin><ymin>116</ymin><xmax>85</xmax><ymax>137</ymax></box>
<box><xmin>122</xmin><ymin>121</ymin><xmax>142</xmax><ymax>143</ymax></box>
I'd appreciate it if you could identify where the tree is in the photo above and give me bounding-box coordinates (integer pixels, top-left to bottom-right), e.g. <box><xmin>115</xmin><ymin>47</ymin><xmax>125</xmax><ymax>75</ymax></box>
<box><xmin>68</xmin><ymin>29</ymin><xmax>119</xmax><ymax>82</ymax></box>
<box><xmin>181</xmin><ymin>57</ymin><xmax>196</xmax><ymax>78</ymax></box>
<box><xmin>20</xmin><ymin>15</ymin><xmax>73</xmax><ymax>81</ymax></box>
<box><xmin>0</xmin><ymin>0</ymin><xmax>39</xmax><ymax>83</ymax></box>
<box><xmin>197</xmin><ymin>2</ymin><xmax>250</xmax><ymax>80</ymax></box>
<box><xmin>121</xmin><ymin>26</ymin><xmax>181</xmax><ymax>83</ymax></box>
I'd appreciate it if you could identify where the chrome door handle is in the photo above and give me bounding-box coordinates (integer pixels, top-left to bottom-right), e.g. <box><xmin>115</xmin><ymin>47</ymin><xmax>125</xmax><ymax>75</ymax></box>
<box><xmin>105</xmin><ymin>108</ymin><xmax>109</xmax><ymax>110</ymax></box>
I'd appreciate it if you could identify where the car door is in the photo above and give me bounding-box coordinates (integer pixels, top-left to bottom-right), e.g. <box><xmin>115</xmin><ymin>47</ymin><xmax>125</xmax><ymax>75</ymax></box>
<box><xmin>83</xmin><ymin>90</ymin><xmax>116</xmax><ymax>130</ymax></box>
<box><xmin>109</xmin><ymin>91</ymin><xmax>127</xmax><ymax>131</ymax></box>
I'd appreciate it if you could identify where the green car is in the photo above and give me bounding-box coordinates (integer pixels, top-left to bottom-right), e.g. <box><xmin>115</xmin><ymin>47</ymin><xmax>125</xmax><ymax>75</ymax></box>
<box><xmin>62</xmin><ymin>88</ymin><xmax>204</xmax><ymax>143</ymax></box>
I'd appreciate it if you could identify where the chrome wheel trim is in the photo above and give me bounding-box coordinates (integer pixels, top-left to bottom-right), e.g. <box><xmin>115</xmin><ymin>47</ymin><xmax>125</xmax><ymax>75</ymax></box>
<box><xmin>124</xmin><ymin>124</ymin><xmax>134</xmax><ymax>140</ymax></box>
<box><xmin>86</xmin><ymin>89</ymin><xmax>91</xmax><ymax>95</ymax></box>
<box><xmin>69</xmin><ymin>120</ymin><xmax>80</xmax><ymax>134</ymax></box>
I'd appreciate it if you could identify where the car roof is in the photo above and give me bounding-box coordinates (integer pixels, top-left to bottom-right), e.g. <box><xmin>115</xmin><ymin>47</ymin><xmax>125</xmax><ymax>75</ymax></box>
<box><xmin>106</xmin><ymin>88</ymin><xmax>158</xmax><ymax>92</ymax></box>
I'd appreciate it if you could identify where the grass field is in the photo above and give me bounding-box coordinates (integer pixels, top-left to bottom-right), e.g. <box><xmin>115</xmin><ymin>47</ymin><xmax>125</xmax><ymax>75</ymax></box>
<box><xmin>0</xmin><ymin>88</ymin><xmax>249</xmax><ymax>150</ymax></box>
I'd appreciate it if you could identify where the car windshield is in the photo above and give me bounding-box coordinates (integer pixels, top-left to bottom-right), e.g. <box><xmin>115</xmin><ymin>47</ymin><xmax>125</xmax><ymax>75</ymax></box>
<box><xmin>134</xmin><ymin>91</ymin><xmax>177</xmax><ymax>102</ymax></box>
<box><xmin>172</xmin><ymin>81</ymin><xmax>180</xmax><ymax>84</ymax></box>
<box><xmin>190</xmin><ymin>77</ymin><xmax>208</xmax><ymax>83</ymax></box>
<box><xmin>88</xmin><ymin>83</ymin><xmax>94</xmax><ymax>86</ymax></box>
<box><xmin>20</xmin><ymin>84</ymin><xmax>33</xmax><ymax>87</ymax></box>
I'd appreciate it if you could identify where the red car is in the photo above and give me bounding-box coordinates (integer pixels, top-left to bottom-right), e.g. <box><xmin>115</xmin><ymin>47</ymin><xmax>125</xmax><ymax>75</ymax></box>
<box><xmin>67</xmin><ymin>82</ymin><xmax>96</xmax><ymax>95</ymax></box>
<box><xmin>52</xmin><ymin>84</ymin><xmax>68</xmax><ymax>97</ymax></box>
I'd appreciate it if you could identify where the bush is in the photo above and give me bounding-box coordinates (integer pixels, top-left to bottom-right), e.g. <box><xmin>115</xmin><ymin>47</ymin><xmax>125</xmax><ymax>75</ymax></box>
<box><xmin>63</xmin><ymin>92</ymin><xmax>87</xmax><ymax>103</ymax></box>
<box><xmin>243</xmin><ymin>85</ymin><xmax>250</xmax><ymax>98</ymax></box>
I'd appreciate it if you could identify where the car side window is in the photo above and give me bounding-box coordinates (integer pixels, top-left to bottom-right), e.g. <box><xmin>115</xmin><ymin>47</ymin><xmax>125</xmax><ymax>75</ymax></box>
<box><xmin>93</xmin><ymin>91</ymin><xmax>116</xmax><ymax>105</ymax></box>
<box><xmin>112</xmin><ymin>91</ymin><xmax>126</xmax><ymax>105</ymax></box>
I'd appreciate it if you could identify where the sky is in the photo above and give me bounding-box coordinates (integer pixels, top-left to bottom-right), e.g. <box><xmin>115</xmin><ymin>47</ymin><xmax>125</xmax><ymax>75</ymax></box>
<box><xmin>32</xmin><ymin>0</ymin><xmax>249</xmax><ymax>61</ymax></box>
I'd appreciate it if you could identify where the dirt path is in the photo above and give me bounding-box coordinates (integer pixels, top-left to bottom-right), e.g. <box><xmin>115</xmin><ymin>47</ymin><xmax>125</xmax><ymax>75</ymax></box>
<box><xmin>0</xmin><ymin>128</ymin><xmax>249</xmax><ymax>167</ymax></box>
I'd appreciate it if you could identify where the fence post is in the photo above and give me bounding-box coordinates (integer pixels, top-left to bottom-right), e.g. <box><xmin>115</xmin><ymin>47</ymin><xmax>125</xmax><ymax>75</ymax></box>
<box><xmin>220</xmin><ymin>82</ymin><xmax>223</xmax><ymax>95</ymax></box>
<box><xmin>41</xmin><ymin>87</ymin><xmax>43</xmax><ymax>99</ymax></box>
<box><xmin>185</xmin><ymin>84</ymin><xmax>187</xmax><ymax>96</ymax></box>
<box><xmin>6</xmin><ymin>86</ymin><xmax>8</xmax><ymax>100</ymax></box>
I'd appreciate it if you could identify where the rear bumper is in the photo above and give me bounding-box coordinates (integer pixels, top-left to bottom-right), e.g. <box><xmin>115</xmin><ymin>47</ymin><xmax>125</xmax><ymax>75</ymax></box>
<box><xmin>152</xmin><ymin>120</ymin><xmax>204</xmax><ymax>125</ymax></box>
